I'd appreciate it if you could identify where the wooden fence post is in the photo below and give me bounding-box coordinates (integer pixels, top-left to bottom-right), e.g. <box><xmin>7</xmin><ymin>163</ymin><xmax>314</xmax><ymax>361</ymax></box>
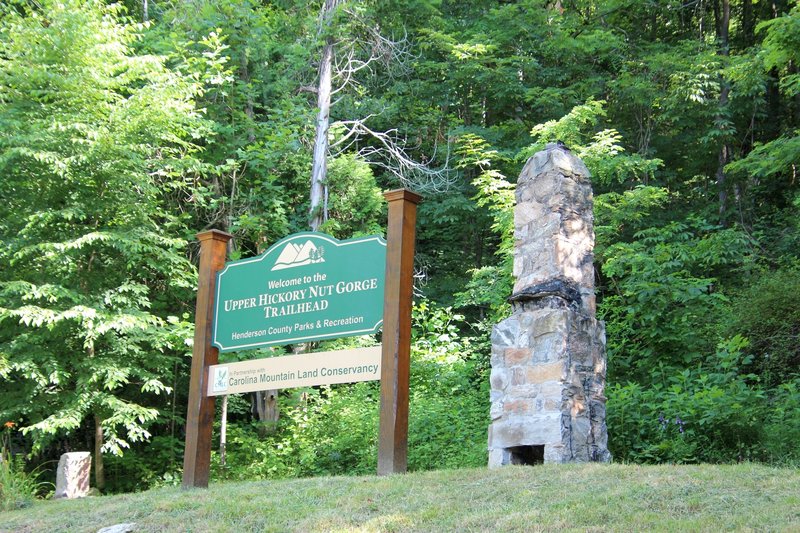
<box><xmin>378</xmin><ymin>189</ymin><xmax>421</xmax><ymax>475</ymax></box>
<box><xmin>182</xmin><ymin>229</ymin><xmax>232</xmax><ymax>488</ymax></box>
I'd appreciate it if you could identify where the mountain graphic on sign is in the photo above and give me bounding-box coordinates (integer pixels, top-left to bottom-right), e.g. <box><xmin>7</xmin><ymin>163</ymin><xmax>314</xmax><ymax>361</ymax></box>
<box><xmin>272</xmin><ymin>240</ymin><xmax>325</xmax><ymax>271</ymax></box>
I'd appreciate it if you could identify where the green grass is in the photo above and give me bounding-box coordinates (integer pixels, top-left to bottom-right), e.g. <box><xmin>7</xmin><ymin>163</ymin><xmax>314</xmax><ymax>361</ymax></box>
<box><xmin>2</xmin><ymin>463</ymin><xmax>799</xmax><ymax>532</ymax></box>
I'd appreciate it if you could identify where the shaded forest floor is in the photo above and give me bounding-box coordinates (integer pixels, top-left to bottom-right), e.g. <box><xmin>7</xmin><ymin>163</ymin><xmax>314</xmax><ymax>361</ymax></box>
<box><xmin>3</xmin><ymin>463</ymin><xmax>799</xmax><ymax>532</ymax></box>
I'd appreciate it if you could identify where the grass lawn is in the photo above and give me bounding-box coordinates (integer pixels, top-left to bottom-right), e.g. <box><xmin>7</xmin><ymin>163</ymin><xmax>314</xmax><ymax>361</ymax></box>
<box><xmin>2</xmin><ymin>463</ymin><xmax>799</xmax><ymax>532</ymax></box>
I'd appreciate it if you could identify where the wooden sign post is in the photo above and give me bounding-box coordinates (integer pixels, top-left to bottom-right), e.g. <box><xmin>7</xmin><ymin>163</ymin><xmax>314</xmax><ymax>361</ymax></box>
<box><xmin>182</xmin><ymin>229</ymin><xmax>232</xmax><ymax>489</ymax></box>
<box><xmin>377</xmin><ymin>189</ymin><xmax>421</xmax><ymax>475</ymax></box>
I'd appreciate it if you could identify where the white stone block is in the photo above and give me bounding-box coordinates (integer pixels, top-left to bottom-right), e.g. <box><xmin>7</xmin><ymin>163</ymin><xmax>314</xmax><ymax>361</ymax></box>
<box><xmin>54</xmin><ymin>452</ymin><xmax>91</xmax><ymax>499</ymax></box>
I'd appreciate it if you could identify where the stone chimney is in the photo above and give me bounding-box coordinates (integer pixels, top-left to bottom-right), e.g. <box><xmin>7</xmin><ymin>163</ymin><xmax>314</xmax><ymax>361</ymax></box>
<box><xmin>488</xmin><ymin>143</ymin><xmax>611</xmax><ymax>466</ymax></box>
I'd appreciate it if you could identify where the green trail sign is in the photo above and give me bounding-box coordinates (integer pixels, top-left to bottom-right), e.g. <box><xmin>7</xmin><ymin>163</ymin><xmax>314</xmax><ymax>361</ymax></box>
<box><xmin>212</xmin><ymin>232</ymin><xmax>386</xmax><ymax>353</ymax></box>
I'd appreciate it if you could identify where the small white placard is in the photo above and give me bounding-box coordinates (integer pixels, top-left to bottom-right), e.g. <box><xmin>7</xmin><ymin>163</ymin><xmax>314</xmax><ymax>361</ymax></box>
<box><xmin>207</xmin><ymin>346</ymin><xmax>382</xmax><ymax>396</ymax></box>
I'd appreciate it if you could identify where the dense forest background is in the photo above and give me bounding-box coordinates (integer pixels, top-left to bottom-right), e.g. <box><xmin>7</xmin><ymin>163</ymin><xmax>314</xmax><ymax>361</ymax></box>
<box><xmin>1</xmin><ymin>0</ymin><xmax>799</xmax><ymax>494</ymax></box>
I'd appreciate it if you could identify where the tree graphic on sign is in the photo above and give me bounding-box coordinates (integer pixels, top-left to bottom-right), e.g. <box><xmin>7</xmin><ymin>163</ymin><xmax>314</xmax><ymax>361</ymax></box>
<box><xmin>309</xmin><ymin>246</ymin><xmax>325</xmax><ymax>263</ymax></box>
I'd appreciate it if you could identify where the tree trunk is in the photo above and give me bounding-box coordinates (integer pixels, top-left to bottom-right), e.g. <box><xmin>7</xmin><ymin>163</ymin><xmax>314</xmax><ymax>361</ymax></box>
<box><xmin>240</xmin><ymin>53</ymin><xmax>256</xmax><ymax>144</ymax></box>
<box><xmin>742</xmin><ymin>0</ymin><xmax>754</xmax><ymax>47</ymax></box>
<box><xmin>309</xmin><ymin>0</ymin><xmax>341</xmax><ymax>231</ymax></box>
<box><xmin>699</xmin><ymin>0</ymin><xmax>706</xmax><ymax>40</ymax></box>
<box><xmin>715</xmin><ymin>0</ymin><xmax>731</xmax><ymax>225</ymax></box>
<box><xmin>93</xmin><ymin>413</ymin><xmax>105</xmax><ymax>492</ymax></box>
<box><xmin>791</xmin><ymin>62</ymin><xmax>800</xmax><ymax>128</ymax></box>
<box><xmin>253</xmin><ymin>390</ymin><xmax>280</xmax><ymax>437</ymax></box>
<box><xmin>716</xmin><ymin>140</ymin><xmax>730</xmax><ymax>224</ymax></box>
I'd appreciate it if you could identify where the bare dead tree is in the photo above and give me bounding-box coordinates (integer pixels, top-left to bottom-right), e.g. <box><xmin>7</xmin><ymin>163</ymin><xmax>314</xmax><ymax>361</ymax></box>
<box><xmin>256</xmin><ymin>1</ymin><xmax>454</xmax><ymax>436</ymax></box>
<box><xmin>309</xmin><ymin>0</ymin><xmax>340</xmax><ymax>232</ymax></box>
<box><xmin>330</xmin><ymin>13</ymin><xmax>414</xmax><ymax>96</ymax></box>
<box><xmin>331</xmin><ymin>118</ymin><xmax>455</xmax><ymax>194</ymax></box>
<box><xmin>309</xmin><ymin>0</ymin><xmax>453</xmax><ymax>228</ymax></box>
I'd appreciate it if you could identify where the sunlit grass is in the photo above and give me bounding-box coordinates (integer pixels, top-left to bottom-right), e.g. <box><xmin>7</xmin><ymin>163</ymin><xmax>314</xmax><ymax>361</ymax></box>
<box><xmin>2</xmin><ymin>463</ymin><xmax>799</xmax><ymax>532</ymax></box>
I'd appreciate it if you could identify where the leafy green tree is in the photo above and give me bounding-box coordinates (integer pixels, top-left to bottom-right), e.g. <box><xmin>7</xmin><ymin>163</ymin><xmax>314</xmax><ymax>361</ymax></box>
<box><xmin>147</xmin><ymin>0</ymin><xmax>315</xmax><ymax>250</ymax></box>
<box><xmin>0</xmin><ymin>0</ymin><xmax>214</xmax><ymax>490</ymax></box>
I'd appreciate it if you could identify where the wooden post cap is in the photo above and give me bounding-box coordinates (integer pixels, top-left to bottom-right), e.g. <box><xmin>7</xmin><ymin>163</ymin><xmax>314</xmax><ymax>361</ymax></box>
<box><xmin>196</xmin><ymin>229</ymin><xmax>233</xmax><ymax>242</ymax></box>
<box><xmin>383</xmin><ymin>189</ymin><xmax>423</xmax><ymax>204</ymax></box>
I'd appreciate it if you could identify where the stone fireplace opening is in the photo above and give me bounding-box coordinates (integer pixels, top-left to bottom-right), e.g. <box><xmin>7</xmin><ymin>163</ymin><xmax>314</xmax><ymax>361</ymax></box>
<box><xmin>508</xmin><ymin>445</ymin><xmax>544</xmax><ymax>465</ymax></box>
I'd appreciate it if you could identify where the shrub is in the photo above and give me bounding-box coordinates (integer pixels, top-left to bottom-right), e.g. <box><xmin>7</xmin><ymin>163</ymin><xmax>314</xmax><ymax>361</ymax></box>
<box><xmin>727</xmin><ymin>266</ymin><xmax>800</xmax><ymax>387</ymax></box>
<box><xmin>0</xmin><ymin>456</ymin><xmax>50</xmax><ymax>511</ymax></box>
<box><xmin>762</xmin><ymin>378</ymin><xmax>800</xmax><ymax>466</ymax></box>
<box><xmin>607</xmin><ymin>336</ymin><xmax>766</xmax><ymax>464</ymax></box>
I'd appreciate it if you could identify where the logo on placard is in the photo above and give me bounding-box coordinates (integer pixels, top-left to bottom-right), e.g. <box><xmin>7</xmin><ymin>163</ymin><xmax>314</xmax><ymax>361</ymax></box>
<box><xmin>212</xmin><ymin>367</ymin><xmax>229</xmax><ymax>393</ymax></box>
<box><xmin>272</xmin><ymin>240</ymin><xmax>326</xmax><ymax>271</ymax></box>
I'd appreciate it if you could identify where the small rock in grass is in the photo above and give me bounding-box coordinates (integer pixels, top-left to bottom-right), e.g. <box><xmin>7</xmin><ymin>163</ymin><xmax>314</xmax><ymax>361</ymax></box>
<box><xmin>97</xmin><ymin>523</ymin><xmax>136</xmax><ymax>533</ymax></box>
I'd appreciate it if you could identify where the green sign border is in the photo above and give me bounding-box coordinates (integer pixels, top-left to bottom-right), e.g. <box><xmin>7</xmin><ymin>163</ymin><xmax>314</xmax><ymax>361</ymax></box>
<box><xmin>211</xmin><ymin>232</ymin><xmax>386</xmax><ymax>352</ymax></box>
